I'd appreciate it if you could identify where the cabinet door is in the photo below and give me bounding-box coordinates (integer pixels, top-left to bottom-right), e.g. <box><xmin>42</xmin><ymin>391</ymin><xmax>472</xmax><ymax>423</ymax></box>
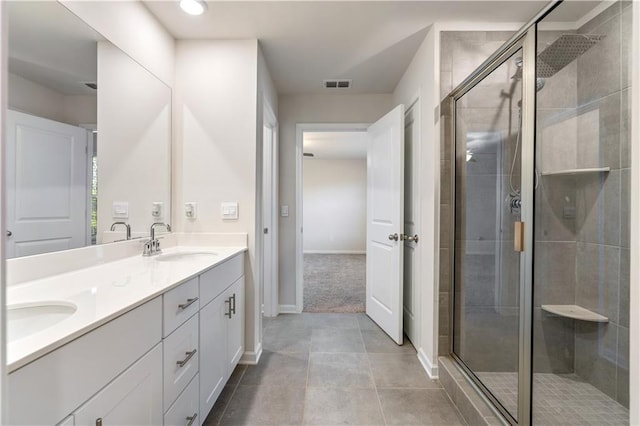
<box><xmin>199</xmin><ymin>296</ymin><xmax>228</xmax><ymax>422</ymax></box>
<box><xmin>74</xmin><ymin>344</ymin><xmax>163</xmax><ymax>426</ymax></box>
<box><xmin>226</xmin><ymin>277</ymin><xmax>244</xmax><ymax>373</ymax></box>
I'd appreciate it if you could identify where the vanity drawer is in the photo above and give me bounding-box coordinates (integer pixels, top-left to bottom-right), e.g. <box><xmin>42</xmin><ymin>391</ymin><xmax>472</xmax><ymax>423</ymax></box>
<box><xmin>164</xmin><ymin>276</ymin><xmax>199</xmax><ymax>337</ymax></box>
<box><xmin>164</xmin><ymin>374</ymin><xmax>199</xmax><ymax>426</ymax></box>
<box><xmin>200</xmin><ymin>253</ymin><xmax>243</xmax><ymax>305</ymax></box>
<box><xmin>164</xmin><ymin>314</ymin><xmax>199</xmax><ymax>410</ymax></box>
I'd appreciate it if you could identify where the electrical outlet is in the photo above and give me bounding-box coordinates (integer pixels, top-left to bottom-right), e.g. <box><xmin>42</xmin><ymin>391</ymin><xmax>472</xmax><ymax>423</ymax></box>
<box><xmin>151</xmin><ymin>202</ymin><xmax>164</xmax><ymax>218</ymax></box>
<box><xmin>185</xmin><ymin>202</ymin><xmax>197</xmax><ymax>219</ymax></box>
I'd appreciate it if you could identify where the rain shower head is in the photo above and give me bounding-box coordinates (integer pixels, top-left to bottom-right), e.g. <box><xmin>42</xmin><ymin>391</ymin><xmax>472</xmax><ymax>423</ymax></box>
<box><xmin>511</xmin><ymin>33</ymin><xmax>604</xmax><ymax>91</ymax></box>
<box><xmin>537</xmin><ymin>33</ymin><xmax>605</xmax><ymax>78</ymax></box>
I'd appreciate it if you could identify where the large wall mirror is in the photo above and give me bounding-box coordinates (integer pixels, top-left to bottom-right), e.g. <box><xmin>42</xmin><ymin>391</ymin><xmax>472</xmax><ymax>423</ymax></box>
<box><xmin>6</xmin><ymin>2</ymin><xmax>172</xmax><ymax>259</ymax></box>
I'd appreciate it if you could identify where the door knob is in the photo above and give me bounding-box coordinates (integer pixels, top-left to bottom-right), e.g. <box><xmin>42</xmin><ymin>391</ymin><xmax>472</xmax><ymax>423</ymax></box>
<box><xmin>402</xmin><ymin>234</ymin><xmax>419</xmax><ymax>243</ymax></box>
<box><xmin>6</xmin><ymin>230</ymin><xmax>12</xmax><ymax>237</ymax></box>
<box><xmin>388</xmin><ymin>233</ymin><xmax>399</xmax><ymax>241</ymax></box>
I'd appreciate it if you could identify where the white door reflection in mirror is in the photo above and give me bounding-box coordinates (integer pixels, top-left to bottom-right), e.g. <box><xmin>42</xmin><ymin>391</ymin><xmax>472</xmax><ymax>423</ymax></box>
<box><xmin>6</xmin><ymin>110</ymin><xmax>90</xmax><ymax>258</ymax></box>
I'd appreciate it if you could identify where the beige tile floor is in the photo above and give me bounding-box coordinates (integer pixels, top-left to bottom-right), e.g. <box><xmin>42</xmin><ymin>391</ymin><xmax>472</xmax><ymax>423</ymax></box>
<box><xmin>203</xmin><ymin>313</ymin><xmax>467</xmax><ymax>426</ymax></box>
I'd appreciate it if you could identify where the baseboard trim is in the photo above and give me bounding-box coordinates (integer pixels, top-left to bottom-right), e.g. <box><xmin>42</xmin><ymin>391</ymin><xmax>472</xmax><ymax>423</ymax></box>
<box><xmin>278</xmin><ymin>304</ymin><xmax>299</xmax><ymax>314</ymax></box>
<box><xmin>239</xmin><ymin>343</ymin><xmax>263</xmax><ymax>365</ymax></box>
<box><xmin>417</xmin><ymin>348</ymin><xmax>438</xmax><ymax>379</ymax></box>
<box><xmin>303</xmin><ymin>250</ymin><xmax>366</xmax><ymax>255</ymax></box>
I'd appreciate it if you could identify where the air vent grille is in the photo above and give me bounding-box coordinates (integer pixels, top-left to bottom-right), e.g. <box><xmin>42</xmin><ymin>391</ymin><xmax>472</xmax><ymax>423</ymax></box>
<box><xmin>323</xmin><ymin>79</ymin><xmax>352</xmax><ymax>89</ymax></box>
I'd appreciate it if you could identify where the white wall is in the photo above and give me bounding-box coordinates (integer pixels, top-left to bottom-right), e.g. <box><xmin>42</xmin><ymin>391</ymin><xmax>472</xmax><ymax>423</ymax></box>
<box><xmin>173</xmin><ymin>39</ymin><xmax>266</xmax><ymax>361</ymax></box>
<box><xmin>303</xmin><ymin>158</ymin><xmax>366</xmax><ymax>253</ymax></box>
<box><xmin>8</xmin><ymin>73</ymin><xmax>96</xmax><ymax>126</ymax></box>
<box><xmin>59</xmin><ymin>0</ymin><xmax>174</xmax><ymax>88</ymax></box>
<box><xmin>97</xmin><ymin>41</ymin><xmax>171</xmax><ymax>241</ymax></box>
<box><xmin>278</xmin><ymin>93</ymin><xmax>393</xmax><ymax>307</ymax></box>
<box><xmin>392</xmin><ymin>25</ymin><xmax>440</xmax><ymax>377</ymax></box>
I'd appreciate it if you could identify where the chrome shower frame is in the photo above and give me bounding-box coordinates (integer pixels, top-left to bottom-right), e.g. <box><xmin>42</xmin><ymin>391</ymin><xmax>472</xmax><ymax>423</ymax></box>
<box><xmin>445</xmin><ymin>1</ymin><xmax>563</xmax><ymax>425</ymax></box>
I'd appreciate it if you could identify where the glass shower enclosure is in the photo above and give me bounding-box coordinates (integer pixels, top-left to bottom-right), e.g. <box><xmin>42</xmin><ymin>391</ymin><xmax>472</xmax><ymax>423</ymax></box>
<box><xmin>448</xmin><ymin>1</ymin><xmax>631</xmax><ymax>424</ymax></box>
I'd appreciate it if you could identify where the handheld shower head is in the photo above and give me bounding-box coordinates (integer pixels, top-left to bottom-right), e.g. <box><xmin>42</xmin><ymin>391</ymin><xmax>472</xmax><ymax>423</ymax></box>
<box><xmin>512</xmin><ymin>58</ymin><xmax>546</xmax><ymax>92</ymax></box>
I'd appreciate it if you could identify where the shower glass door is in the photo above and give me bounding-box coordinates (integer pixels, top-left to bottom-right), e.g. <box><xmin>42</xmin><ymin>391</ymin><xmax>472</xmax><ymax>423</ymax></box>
<box><xmin>452</xmin><ymin>45</ymin><xmax>525</xmax><ymax>423</ymax></box>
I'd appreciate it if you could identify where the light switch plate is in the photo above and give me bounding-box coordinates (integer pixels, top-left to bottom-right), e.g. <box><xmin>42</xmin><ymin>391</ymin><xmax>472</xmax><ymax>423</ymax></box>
<box><xmin>221</xmin><ymin>202</ymin><xmax>239</xmax><ymax>220</ymax></box>
<box><xmin>281</xmin><ymin>205</ymin><xmax>289</xmax><ymax>217</ymax></box>
<box><xmin>185</xmin><ymin>202</ymin><xmax>197</xmax><ymax>220</ymax></box>
<box><xmin>112</xmin><ymin>201</ymin><xmax>129</xmax><ymax>219</ymax></box>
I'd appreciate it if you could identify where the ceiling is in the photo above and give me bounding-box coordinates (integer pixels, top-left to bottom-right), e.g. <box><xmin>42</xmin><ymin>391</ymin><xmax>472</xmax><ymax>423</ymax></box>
<box><xmin>8</xmin><ymin>1</ymin><xmax>103</xmax><ymax>96</ymax></box>
<box><xmin>144</xmin><ymin>1</ymin><xmax>603</xmax><ymax>95</ymax></box>
<box><xmin>303</xmin><ymin>131</ymin><xmax>367</xmax><ymax>159</ymax></box>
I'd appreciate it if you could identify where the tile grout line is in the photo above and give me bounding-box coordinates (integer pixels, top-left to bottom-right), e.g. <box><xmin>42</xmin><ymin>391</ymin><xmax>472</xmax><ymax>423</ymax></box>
<box><xmin>360</xmin><ymin>322</ymin><xmax>389</xmax><ymax>426</ymax></box>
<box><xmin>215</xmin><ymin>366</ymin><xmax>246</xmax><ymax>426</ymax></box>
<box><xmin>299</xmin><ymin>329</ymin><xmax>313</xmax><ymax>426</ymax></box>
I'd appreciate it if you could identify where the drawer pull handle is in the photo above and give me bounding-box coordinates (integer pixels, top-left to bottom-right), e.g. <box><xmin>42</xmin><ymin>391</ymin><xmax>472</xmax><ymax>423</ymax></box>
<box><xmin>231</xmin><ymin>293</ymin><xmax>237</xmax><ymax>315</ymax></box>
<box><xmin>96</xmin><ymin>419</ymin><xmax>103</xmax><ymax>426</ymax></box>
<box><xmin>177</xmin><ymin>349</ymin><xmax>197</xmax><ymax>367</ymax></box>
<box><xmin>225</xmin><ymin>298</ymin><xmax>232</xmax><ymax>318</ymax></box>
<box><xmin>186</xmin><ymin>413</ymin><xmax>198</xmax><ymax>426</ymax></box>
<box><xmin>178</xmin><ymin>297</ymin><xmax>198</xmax><ymax>310</ymax></box>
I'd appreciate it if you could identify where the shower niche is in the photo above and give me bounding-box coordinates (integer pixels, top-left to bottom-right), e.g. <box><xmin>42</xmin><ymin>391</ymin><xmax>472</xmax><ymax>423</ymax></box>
<box><xmin>447</xmin><ymin>1</ymin><xmax>631</xmax><ymax>424</ymax></box>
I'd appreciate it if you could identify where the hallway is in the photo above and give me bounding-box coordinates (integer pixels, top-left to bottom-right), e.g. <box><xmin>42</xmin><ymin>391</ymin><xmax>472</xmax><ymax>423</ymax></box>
<box><xmin>303</xmin><ymin>254</ymin><xmax>366</xmax><ymax>313</ymax></box>
<box><xmin>204</xmin><ymin>313</ymin><xmax>465</xmax><ymax>425</ymax></box>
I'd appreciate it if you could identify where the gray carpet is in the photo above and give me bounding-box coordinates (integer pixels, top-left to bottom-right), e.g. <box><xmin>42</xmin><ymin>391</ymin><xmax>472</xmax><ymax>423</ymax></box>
<box><xmin>303</xmin><ymin>254</ymin><xmax>366</xmax><ymax>313</ymax></box>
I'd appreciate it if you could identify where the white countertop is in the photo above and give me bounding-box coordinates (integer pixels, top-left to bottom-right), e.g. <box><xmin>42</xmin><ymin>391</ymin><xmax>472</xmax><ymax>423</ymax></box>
<box><xmin>7</xmin><ymin>246</ymin><xmax>246</xmax><ymax>373</ymax></box>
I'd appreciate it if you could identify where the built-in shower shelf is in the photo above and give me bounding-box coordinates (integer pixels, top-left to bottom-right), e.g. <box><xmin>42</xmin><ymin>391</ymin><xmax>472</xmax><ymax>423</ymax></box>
<box><xmin>542</xmin><ymin>167</ymin><xmax>610</xmax><ymax>177</ymax></box>
<box><xmin>541</xmin><ymin>304</ymin><xmax>609</xmax><ymax>322</ymax></box>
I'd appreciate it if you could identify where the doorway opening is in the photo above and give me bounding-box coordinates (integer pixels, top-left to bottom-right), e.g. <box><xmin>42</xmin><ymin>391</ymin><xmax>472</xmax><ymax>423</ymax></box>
<box><xmin>302</xmin><ymin>130</ymin><xmax>368</xmax><ymax>313</ymax></box>
<box><xmin>293</xmin><ymin>104</ymin><xmax>413</xmax><ymax>347</ymax></box>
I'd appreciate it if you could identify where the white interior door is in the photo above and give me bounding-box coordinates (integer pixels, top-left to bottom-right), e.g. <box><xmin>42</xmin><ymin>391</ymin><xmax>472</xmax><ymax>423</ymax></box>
<box><xmin>6</xmin><ymin>110</ymin><xmax>89</xmax><ymax>258</ymax></box>
<box><xmin>403</xmin><ymin>104</ymin><xmax>420</xmax><ymax>346</ymax></box>
<box><xmin>366</xmin><ymin>104</ymin><xmax>405</xmax><ymax>344</ymax></box>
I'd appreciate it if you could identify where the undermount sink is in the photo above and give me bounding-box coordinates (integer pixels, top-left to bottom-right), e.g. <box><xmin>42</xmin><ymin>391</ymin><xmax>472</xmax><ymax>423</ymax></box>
<box><xmin>155</xmin><ymin>251</ymin><xmax>218</xmax><ymax>262</ymax></box>
<box><xmin>7</xmin><ymin>302</ymin><xmax>77</xmax><ymax>342</ymax></box>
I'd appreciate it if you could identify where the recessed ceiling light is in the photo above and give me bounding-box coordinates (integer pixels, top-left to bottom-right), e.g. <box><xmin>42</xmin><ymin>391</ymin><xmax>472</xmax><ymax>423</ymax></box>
<box><xmin>180</xmin><ymin>0</ymin><xmax>207</xmax><ymax>15</ymax></box>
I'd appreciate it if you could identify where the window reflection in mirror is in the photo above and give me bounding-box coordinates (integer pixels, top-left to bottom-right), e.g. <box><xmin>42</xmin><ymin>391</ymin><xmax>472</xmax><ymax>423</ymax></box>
<box><xmin>6</xmin><ymin>2</ymin><xmax>171</xmax><ymax>259</ymax></box>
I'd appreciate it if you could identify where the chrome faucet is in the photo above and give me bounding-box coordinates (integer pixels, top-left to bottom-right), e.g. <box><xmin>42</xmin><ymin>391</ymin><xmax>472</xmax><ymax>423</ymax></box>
<box><xmin>110</xmin><ymin>222</ymin><xmax>131</xmax><ymax>240</ymax></box>
<box><xmin>143</xmin><ymin>222</ymin><xmax>172</xmax><ymax>256</ymax></box>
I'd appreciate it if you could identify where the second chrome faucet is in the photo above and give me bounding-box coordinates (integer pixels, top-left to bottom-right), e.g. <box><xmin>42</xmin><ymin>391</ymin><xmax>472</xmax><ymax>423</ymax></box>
<box><xmin>143</xmin><ymin>222</ymin><xmax>172</xmax><ymax>256</ymax></box>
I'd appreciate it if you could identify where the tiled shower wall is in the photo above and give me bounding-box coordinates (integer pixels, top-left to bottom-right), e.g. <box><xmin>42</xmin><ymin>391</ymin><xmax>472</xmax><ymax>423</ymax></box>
<box><xmin>571</xmin><ymin>1</ymin><xmax>630</xmax><ymax>406</ymax></box>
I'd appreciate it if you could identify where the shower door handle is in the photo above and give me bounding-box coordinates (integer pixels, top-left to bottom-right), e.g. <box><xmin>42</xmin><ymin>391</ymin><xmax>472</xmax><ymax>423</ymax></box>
<box><xmin>514</xmin><ymin>222</ymin><xmax>525</xmax><ymax>252</ymax></box>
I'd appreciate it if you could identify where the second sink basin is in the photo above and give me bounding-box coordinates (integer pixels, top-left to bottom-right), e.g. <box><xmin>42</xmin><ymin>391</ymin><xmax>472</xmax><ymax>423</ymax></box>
<box><xmin>8</xmin><ymin>302</ymin><xmax>77</xmax><ymax>342</ymax></box>
<box><xmin>155</xmin><ymin>251</ymin><xmax>218</xmax><ymax>262</ymax></box>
